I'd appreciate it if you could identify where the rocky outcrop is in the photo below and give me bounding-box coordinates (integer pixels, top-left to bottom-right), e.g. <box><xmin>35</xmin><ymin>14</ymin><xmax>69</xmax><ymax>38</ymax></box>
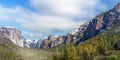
<box><xmin>40</xmin><ymin>35</ymin><xmax>58</xmax><ymax>48</ymax></box>
<box><xmin>80</xmin><ymin>3</ymin><xmax>120</xmax><ymax>42</ymax></box>
<box><xmin>0</xmin><ymin>26</ymin><xmax>26</xmax><ymax>47</ymax></box>
<box><xmin>40</xmin><ymin>22</ymin><xmax>89</xmax><ymax>48</ymax></box>
<box><xmin>36</xmin><ymin>39</ymin><xmax>43</xmax><ymax>48</ymax></box>
<box><xmin>41</xmin><ymin>39</ymin><xmax>50</xmax><ymax>49</ymax></box>
<box><xmin>25</xmin><ymin>39</ymin><xmax>43</xmax><ymax>48</ymax></box>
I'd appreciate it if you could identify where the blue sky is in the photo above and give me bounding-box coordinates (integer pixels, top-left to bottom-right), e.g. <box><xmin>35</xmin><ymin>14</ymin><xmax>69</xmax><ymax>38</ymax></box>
<box><xmin>0</xmin><ymin>0</ymin><xmax>119</xmax><ymax>40</ymax></box>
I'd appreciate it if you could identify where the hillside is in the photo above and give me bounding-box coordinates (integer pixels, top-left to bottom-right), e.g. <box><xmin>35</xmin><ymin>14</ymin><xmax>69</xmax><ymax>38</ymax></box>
<box><xmin>0</xmin><ymin>33</ymin><xmax>19</xmax><ymax>60</ymax></box>
<box><xmin>51</xmin><ymin>21</ymin><xmax>120</xmax><ymax>60</ymax></box>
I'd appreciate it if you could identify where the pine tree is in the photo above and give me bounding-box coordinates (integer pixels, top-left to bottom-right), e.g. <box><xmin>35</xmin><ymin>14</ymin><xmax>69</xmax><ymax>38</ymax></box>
<box><xmin>70</xmin><ymin>46</ymin><xmax>77</xmax><ymax>60</ymax></box>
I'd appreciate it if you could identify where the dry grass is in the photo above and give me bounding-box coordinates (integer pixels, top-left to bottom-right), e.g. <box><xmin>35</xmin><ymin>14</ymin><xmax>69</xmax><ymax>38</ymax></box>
<box><xmin>18</xmin><ymin>48</ymin><xmax>53</xmax><ymax>60</ymax></box>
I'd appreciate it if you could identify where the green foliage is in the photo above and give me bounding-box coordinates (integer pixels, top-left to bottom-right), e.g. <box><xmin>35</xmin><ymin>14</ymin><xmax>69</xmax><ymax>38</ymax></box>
<box><xmin>62</xmin><ymin>45</ymin><xmax>78</xmax><ymax>60</ymax></box>
<box><xmin>52</xmin><ymin>44</ymin><xmax>78</xmax><ymax>60</ymax></box>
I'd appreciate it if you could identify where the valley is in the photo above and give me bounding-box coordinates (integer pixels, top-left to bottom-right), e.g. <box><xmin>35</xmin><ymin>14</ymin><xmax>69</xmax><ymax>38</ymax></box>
<box><xmin>0</xmin><ymin>1</ymin><xmax>120</xmax><ymax>60</ymax></box>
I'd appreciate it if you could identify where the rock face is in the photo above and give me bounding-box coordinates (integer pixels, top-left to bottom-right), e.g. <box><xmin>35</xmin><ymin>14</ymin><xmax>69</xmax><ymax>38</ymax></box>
<box><xmin>40</xmin><ymin>35</ymin><xmax>58</xmax><ymax>48</ymax></box>
<box><xmin>0</xmin><ymin>26</ymin><xmax>26</xmax><ymax>47</ymax></box>
<box><xmin>40</xmin><ymin>3</ymin><xmax>120</xmax><ymax>48</ymax></box>
<box><xmin>40</xmin><ymin>22</ymin><xmax>89</xmax><ymax>48</ymax></box>
<box><xmin>28</xmin><ymin>40</ymin><xmax>37</xmax><ymax>48</ymax></box>
<box><xmin>80</xmin><ymin>3</ymin><xmax>120</xmax><ymax>42</ymax></box>
<box><xmin>26</xmin><ymin>39</ymin><xmax>43</xmax><ymax>48</ymax></box>
<box><xmin>36</xmin><ymin>39</ymin><xmax>43</xmax><ymax>48</ymax></box>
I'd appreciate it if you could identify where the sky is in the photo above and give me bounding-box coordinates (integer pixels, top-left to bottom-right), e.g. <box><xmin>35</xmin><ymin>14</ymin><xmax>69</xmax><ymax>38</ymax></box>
<box><xmin>0</xmin><ymin>0</ymin><xmax>119</xmax><ymax>40</ymax></box>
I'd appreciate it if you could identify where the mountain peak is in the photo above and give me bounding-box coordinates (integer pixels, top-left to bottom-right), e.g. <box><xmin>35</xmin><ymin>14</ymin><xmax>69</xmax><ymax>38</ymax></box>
<box><xmin>0</xmin><ymin>27</ymin><xmax>26</xmax><ymax>47</ymax></box>
<box><xmin>0</xmin><ymin>26</ymin><xmax>15</xmax><ymax>29</ymax></box>
<box><xmin>115</xmin><ymin>3</ymin><xmax>120</xmax><ymax>8</ymax></box>
<box><xmin>113</xmin><ymin>3</ymin><xmax>120</xmax><ymax>13</ymax></box>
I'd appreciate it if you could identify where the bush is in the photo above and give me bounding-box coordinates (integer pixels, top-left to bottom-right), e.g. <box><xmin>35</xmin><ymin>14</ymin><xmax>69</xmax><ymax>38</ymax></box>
<box><xmin>114</xmin><ymin>40</ymin><xmax>120</xmax><ymax>50</ymax></box>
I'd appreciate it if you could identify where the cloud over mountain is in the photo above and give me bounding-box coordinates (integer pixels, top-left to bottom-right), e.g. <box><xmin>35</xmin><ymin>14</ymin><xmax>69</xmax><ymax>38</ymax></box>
<box><xmin>0</xmin><ymin>0</ymin><xmax>113</xmax><ymax>39</ymax></box>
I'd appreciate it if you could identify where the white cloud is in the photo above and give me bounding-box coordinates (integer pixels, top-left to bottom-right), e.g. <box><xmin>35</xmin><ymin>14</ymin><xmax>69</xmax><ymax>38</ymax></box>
<box><xmin>24</xmin><ymin>32</ymin><xmax>42</xmax><ymax>40</ymax></box>
<box><xmin>0</xmin><ymin>5</ymin><xmax>84</xmax><ymax>33</ymax></box>
<box><xmin>0</xmin><ymin>0</ymin><xmax>108</xmax><ymax>39</ymax></box>
<box><xmin>0</xmin><ymin>5</ymin><xmax>32</xmax><ymax>22</ymax></box>
<box><xmin>18</xmin><ymin>15</ymin><xmax>83</xmax><ymax>32</ymax></box>
<box><xmin>29</xmin><ymin>0</ymin><xmax>101</xmax><ymax>17</ymax></box>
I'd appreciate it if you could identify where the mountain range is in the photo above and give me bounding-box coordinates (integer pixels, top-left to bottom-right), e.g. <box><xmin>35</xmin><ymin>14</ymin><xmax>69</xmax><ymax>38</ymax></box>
<box><xmin>0</xmin><ymin>3</ymin><xmax>120</xmax><ymax>49</ymax></box>
<box><xmin>39</xmin><ymin>2</ymin><xmax>120</xmax><ymax>48</ymax></box>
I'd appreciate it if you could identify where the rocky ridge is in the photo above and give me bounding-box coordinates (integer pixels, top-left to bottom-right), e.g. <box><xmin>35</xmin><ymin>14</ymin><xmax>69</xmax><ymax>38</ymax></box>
<box><xmin>40</xmin><ymin>3</ymin><xmax>120</xmax><ymax>48</ymax></box>
<box><xmin>0</xmin><ymin>26</ymin><xmax>26</xmax><ymax>47</ymax></box>
<box><xmin>39</xmin><ymin>22</ymin><xmax>89</xmax><ymax>49</ymax></box>
<box><xmin>79</xmin><ymin>3</ymin><xmax>120</xmax><ymax>42</ymax></box>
